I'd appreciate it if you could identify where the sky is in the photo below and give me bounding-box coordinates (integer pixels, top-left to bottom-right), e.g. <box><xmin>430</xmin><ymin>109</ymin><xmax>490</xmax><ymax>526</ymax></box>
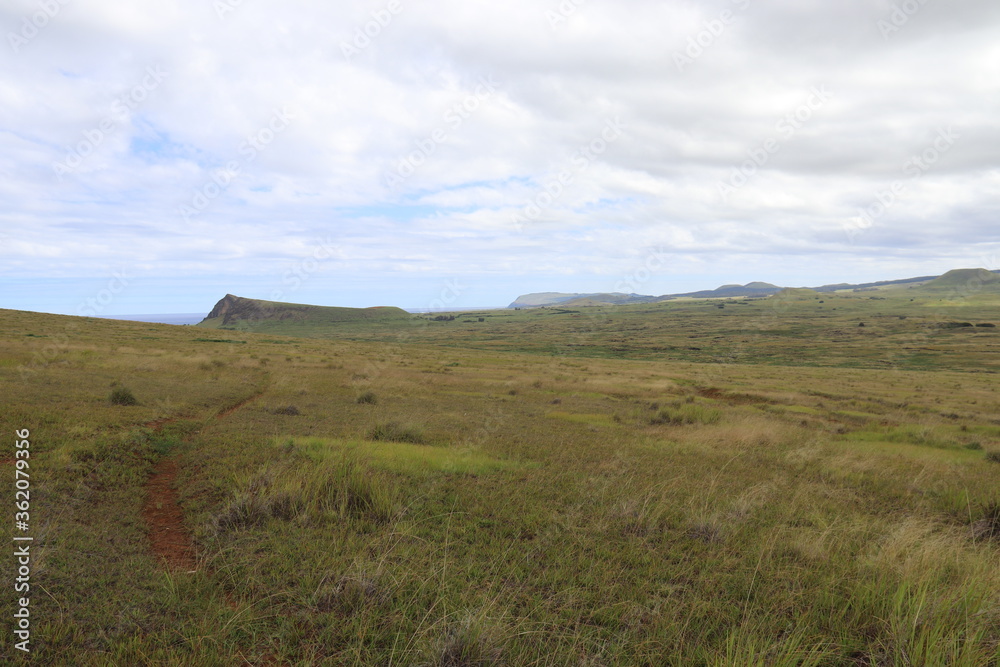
<box><xmin>1</xmin><ymin>0</ymin><xmax>999</xmax><ymax>316</ymax></box>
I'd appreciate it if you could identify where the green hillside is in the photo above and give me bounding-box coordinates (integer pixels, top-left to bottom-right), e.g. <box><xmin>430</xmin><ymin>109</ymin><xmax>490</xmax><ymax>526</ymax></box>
<box><xmin>919</xmin><ymin>268</ymin><xmax>1000</xmax><ymax>291</ymax></box>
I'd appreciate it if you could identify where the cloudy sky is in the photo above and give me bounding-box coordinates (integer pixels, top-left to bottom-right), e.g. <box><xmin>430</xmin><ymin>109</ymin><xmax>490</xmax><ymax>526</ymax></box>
<box><xmin>2</xmin><ymin>0</ymin><xmax>999</xmax><ymax>315</ymax></box>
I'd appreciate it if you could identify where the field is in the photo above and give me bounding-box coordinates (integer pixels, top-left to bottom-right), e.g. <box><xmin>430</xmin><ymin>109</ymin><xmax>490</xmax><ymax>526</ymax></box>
<box><xmin>2</xmin><ymin>283</ymin><xmax>1000</xmax><ymax>665</ymax></box>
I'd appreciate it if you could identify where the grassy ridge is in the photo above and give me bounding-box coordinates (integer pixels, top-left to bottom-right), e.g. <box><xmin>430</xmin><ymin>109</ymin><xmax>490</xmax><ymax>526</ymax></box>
<box><xmin>1</xmin><ymin>301</ymin><xmax>999</xmax><ymax>664</ymax></box>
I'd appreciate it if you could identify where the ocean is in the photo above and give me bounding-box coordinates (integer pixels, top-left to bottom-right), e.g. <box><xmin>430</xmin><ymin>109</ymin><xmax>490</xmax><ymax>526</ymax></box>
<box><xmin>96</xmin><ymin>313</ymin><xmax>207</xmax><ymax>325</ymax></box>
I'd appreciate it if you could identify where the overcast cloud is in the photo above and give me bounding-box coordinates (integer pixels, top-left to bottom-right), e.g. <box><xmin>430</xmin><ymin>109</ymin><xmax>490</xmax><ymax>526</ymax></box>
<box><xmin>1</xmin><ymin>0</ymin><xmax>998</xmax><ymax>314</ymax></box>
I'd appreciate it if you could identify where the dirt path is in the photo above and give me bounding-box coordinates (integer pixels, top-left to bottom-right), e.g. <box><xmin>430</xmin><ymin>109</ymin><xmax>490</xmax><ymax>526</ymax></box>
<box><xmin>142</xmin><ymin>458</ymin><xmax>198</xmax><ymax>571</ymax></box>
<box><xmin>216</xmin><ymin>390</ymin><xmax>264</xmax><ymax>419</ymax></box>
<box><xmin>142</xmin><ymin>387</ymin><xmax>267</xmax><ymax>570</ymax></box>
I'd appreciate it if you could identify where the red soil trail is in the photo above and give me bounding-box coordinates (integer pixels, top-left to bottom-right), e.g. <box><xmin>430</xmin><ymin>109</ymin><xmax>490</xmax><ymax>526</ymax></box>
<box><xmin>142</xmin><ymin>387</ymin><xmax>267</xmax><ymax>571</ymax></box>
<box><xmin>142</xmin><ymin>417</ymin><xmax>179</xmax><ymax>430</ymax></box>
<box><xmin>216</xmin><ymin>389</ymin><xmax>266</xmax><ymax>420</ymax></box>
<box><xmin>142</xmin><ymin>458</ymin><xmax>198</xmax><ymax>572</ymax></box>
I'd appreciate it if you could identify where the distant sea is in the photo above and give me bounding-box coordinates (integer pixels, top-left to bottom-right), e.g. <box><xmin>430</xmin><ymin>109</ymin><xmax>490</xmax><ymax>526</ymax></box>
<box><xmin>404</xmin><ymin>306</ymin><xmax>502</xmax><ymax>313</ymax></box>
<box><xmin>96</xmin><ymin>313</ymin><xmax>206</xmax><ymax>325</ymax></box>
<box><xmin>96</xmin><ymin>307</ymin><xmax>506</xmax><ymax>324</ymax></box>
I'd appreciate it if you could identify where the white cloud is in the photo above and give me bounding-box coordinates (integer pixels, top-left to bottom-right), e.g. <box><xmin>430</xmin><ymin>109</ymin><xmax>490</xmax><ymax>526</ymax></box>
<box><xmin>1</xmin><ymin>0</ymin><xmax>998</xmax><ymax>312</ymax></box>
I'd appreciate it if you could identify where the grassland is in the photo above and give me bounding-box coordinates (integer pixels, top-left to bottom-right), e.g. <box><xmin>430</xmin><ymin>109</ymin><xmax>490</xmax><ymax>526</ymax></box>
<box><xmin>204</xmin><ymin>284</ymin><xmax>1000</xmax><ymax>374</ymax></box>
<box><xmin>2</xmin><ymin>284</ymin><xmax>999</xmax><ymax>665</ymax></box>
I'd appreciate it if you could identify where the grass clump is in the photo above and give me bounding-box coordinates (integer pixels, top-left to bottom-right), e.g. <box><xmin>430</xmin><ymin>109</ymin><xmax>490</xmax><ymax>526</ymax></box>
<box><xmin>422</xmin><ymin>612</ymin><xmax>506</xmax><ymax>667</ymax></box>
<box><xmin>357</xmin><ymin>390</ymin><xmax>378</xmax><ymax>404</ymax></box>
<box><xmin>369</xmin><ymin>420</ymin><xmax>426</xmax><ymax>444</ymax></box>
<box><xmin>971</xmin><ymin>501</ymin><xmax>1000</xmax><ymax>542</ymax></box>
<box><xmin>108</xmin><ymin>386</ymin><xmax>138</xmax><ymax>406</ymax></box>
<box><xmin>210</xmin><ymin>453</ymin><xmax>396</xmax><ymax>535</ymax></box>
<box><xmin>312</xmin><ymin>573</ymin><xmax>384</xmax><ymax>614</ymax></box>
<box><xmin>273</xmin><ymin>405</ymin><xmax>301</xmax><ymax>416</ymax></box>
<box><xmin>985</xmin><ymin>450</ymin><xmax>1000</xmax><ymax>463</ymax></box>
<box><xmin>650</xmin><ymin>403</ymin><xmax>722</xmax><ymax>425</ymax></box>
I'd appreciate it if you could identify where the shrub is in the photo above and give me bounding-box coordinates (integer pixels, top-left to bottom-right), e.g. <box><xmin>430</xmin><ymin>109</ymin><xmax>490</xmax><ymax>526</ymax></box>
<box><xmin>109</xmin><ymin>387</ymin><xmax>138</xmax><ymax>406</ymax></box>
<box><xmin>273</xmin><ymin>405</ymin><xmax>301</xmax><ymax>416</ymax></box>
<box><xmin>985</xmin><ymin>450</ymin><xmax>1000</xmax><ymax>464</ymax></box>
<box><xmin>356</xmin><ymin>391</ymin><xmax>378</xmax><ymax>405</ymax></box>
<box><xmin>369</xmin><ymin>421</ymin><xmax>426</xmax><ymax>444</ymax></box>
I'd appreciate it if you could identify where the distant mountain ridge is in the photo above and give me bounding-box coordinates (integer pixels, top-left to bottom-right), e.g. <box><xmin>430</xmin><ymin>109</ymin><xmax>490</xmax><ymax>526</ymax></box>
<box><xmin>508</xmin><ymin>269</ymin><xmax>1000</xmax><ymax>308</ymax></box>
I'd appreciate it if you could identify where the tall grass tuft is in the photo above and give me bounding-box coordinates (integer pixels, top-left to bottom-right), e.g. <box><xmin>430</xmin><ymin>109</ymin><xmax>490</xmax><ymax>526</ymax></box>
<box><xmin>369</xmin><ymin>420</ymin><xmax>426</xmax><ymax>444</ymax></box>
<box><xmin>422</xmin><ymin>611</ymin><xmax>506</xmax><ymax>667</ymax></box>
<box><xmin>972</xmin><ymin>501</ymin><xmax>1000</xmax><ymax>542</ymax></box>
<box><xmin>109</xmin><ymin>386</ymin><xmax>138</xmax><ymax>406</ymax></box>
<box><xmin>356</xmin><ymin>390</ymin><xmax>378</xmax><ymax>404</ymax></box>
<box><xmin>210</xmin><ymin>453</ymin><xmax>396</xmax><ymax>535</ymax></box>
<box><xmin>300</xmin><ymin>451</ymin><xmax>396</xmax><ymax>523</ymax></box>
<box><xmin>650</xmin><ymin>403</ymin><xmax>722</xmax><ymax>426</ymax></box>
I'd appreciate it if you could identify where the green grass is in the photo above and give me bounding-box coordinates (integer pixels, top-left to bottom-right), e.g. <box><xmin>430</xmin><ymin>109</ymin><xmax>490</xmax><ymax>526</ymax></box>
<box><xmin>545</xmin><ymin>411</ymin><xmax>617</xmax><ymax>427</ymax></box>
<box><xmin>650</xmin><ymin>402</ymin><xmax>723</xmax><ymax>425</ymax></box>
<box><xmin>368</xmin><ymin>420</ymin><xmax>428</xmax><ymax>444</ymax></box>
<box><xmin>280</xmin><ymin>436</ymin><xmax>525</xmax><ymax>475</ymax></box>
<box><xmin>2</xmin><ymin>295</ymin><xmax>1000</xmax><ymax>664</ymax></box>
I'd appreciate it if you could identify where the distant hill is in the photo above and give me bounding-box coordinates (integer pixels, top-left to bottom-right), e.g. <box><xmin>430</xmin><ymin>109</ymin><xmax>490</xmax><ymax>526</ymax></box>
<box><xmin>919</xmin><ymin>268</ymin><xmax>1000</xmax><ymax>291</ymax></box>
<box><xmin>774</xmin><ymin>287</ymin><xmax>820</xmax><ymax>299</ymax></box>
<box><xmin>508</xmin><ymin>293</ymin><xmax>659</xmax><ymax>308</ymax></box>
<box><xmin>508</xmin><ymin>269</ymin><xmax>1000</xmax><ymax>308</ymax></box>
<box><xmin>674</xmin><ymin>282</ymin><xmax>782</xmax><ymax>299</ymax></box>
<box><xmin>197</xmin><ymin>294</ymin><xmax>410</xmax><ymax>331</ymax></box>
